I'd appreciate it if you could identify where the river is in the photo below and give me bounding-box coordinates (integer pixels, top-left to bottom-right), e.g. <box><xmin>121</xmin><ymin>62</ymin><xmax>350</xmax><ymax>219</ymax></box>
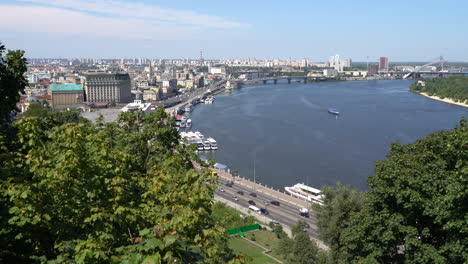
<box><xmin>187</xmin><ymin>79</ymin><xmax>467</xmax><ymax>190</ymax></box>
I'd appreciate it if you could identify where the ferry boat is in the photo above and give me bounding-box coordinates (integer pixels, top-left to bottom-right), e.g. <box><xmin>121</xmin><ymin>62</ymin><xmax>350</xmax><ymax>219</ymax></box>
<box><xmin>194</xmin><ymin>131</ymin><xmax>205</xmax><ymax>140</ymax></box>
<box><xmin>328</xmin><ymin>108</ymin><xmax>340</xmax><ymax>115</ymax></box>
<box><xmin>195</xmin><ymin>140</ymin><xmax>205</xmax><ymax>151</ymax></box>
<box><xmin>186</xmin><ymin>119</ymin><xmax>192</xmax><ymax>128</ymax></box>
<box><xmin>285</xmin><ymin>183</ymin><xmax>324</xmax><ymax>205</ymax></box>
<box><xmin>203</xmin><ymin>140</ymin><xmax>212</xmax><ymax>150</ymax></box>
<box><xmin>207</xmin><ymin>137</ymin><xmax>218</xmax><ymax>150</ymax></box>
<box><xmin>204</xmin><ymin>96</ymin><xmax>214</xmax><ymax>104</ymax></box>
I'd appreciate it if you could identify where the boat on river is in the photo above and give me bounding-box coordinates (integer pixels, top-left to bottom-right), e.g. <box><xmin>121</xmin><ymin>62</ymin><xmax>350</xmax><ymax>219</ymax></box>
<box><xmin>285</xmin><ymin>183</ymin><xmax>324</xmax><ymax>205</ymax></box>
<box><xmin>328</xmin><ymin>108</ymin><xmax>340</xmax><ymax>115</ymax></box>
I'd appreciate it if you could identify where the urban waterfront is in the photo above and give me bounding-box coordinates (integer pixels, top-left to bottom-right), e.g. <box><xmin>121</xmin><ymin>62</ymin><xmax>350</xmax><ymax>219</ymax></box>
<box><xmin>190</xmin><ymin>80</ymin><xmax>467</xmax><ymax>190</ymax></box>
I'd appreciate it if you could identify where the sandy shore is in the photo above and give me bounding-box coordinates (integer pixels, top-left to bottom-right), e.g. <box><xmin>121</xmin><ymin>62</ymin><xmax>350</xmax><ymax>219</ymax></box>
<box><xmin>417</xmin><ymin>92</ymin><xmax>468</xmax><ymax>108</ymax></box>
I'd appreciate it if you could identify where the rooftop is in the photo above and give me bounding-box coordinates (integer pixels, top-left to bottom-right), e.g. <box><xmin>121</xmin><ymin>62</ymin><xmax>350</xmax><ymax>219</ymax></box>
<box><xmin>50</xmin><ymin>83</ymin><xmax>83</xmax><ymax>92</ymax></box>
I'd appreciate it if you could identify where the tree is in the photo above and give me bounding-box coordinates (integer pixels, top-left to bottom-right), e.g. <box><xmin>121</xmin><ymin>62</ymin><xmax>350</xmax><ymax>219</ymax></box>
<box><xmin>0</xmin><ymin>104</ymin><xmax>237</xmax><ymax>263</ymax></box>
<box><xmin>290</xmin><ymin>232</ymin><xmax>318</xmax><ymax>264</ymax></box>
<box><xmin>410</xmin><ymin>76</ymin><xmax>468</xmax><ymax>103</ymax></box>
<box><xmin>313</xmin><ymin>183</ymin><xmax>364</xmax><ymax>263</ymax></box>
<box><xmin>0</xmin><ymin>42</ymin><xmax>28</xmax><ymax>124</ymax></box>
<box><xmin>341</xmin><ymin>119</ymin><xmax>468</xmax><ymax>264</ymax></box>
<box><xmin>277</xmin><ymin>221</ymin><xmax>318</xmax><ymax>264</ymax></box>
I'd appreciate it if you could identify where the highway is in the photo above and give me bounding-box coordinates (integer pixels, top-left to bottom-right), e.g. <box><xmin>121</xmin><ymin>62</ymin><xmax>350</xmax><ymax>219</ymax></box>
<box><xmin>155</xmin><ymin>80</ymin><xmax>226</xmax><ymax>109</ymax></box>
<box><xmin>214</xmin><ymin>177</ymin><xmax>320</xmax><ymax>239</ymax></box>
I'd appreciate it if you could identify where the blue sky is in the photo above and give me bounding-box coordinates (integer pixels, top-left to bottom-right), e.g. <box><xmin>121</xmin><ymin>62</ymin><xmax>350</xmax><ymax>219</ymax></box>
<box><xmin>1</xmin><ymin>0</ymin><xmax>467</xmax><ymax>61</ymax></box>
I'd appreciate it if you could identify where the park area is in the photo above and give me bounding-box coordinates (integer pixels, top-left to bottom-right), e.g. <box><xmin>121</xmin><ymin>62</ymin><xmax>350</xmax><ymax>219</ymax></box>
<box><xmin>229</xmin><ymin>230</ymin><xmax>285</xmax><ymax>264</ymax></box>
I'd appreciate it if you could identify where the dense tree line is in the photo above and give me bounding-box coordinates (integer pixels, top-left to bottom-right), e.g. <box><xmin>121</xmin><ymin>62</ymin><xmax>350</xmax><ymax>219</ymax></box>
<box><xmin>314</xmin><ymin>119</ymin><xmax>467</xmax><ymax>263</ymax></box>
<box><xmin>410</xmin><ymin>76</ymin><xmax>468</xmax><ymax>103</ymax></box>
<box><xmin>0</xmin><ymin>42</ymin><xmax>249</xmax><ymax>263</ymax></box>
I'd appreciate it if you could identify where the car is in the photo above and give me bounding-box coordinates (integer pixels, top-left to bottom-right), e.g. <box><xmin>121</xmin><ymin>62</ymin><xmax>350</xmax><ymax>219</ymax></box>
<box><xmin>260</xmin><ymin>208</ymin><xmax>269</xmax><ymax>214</ymax></box>
<box><xmin>299</xmin><ymin>208</ymin><xmax>309</xmax><ymax>217</ymax></box>
<box><xmin>270</xmin><ymin>200</ymin><xmax>280</xmax><ymax>206</ymax></box>
<box><xmin>300</xmin><ymin>212</ymin><xmax>310</xmax><ymax>217</ymax></box>
<box><xmin>237</xmin><ymin>191</ymin><xmax>244</xmax><ymax>195</ymax></box>
<box><xmin>249</xmin><ymin>192</ymin><xmax>257</xmax><ymax>197</ymax></box>
<box><xmin>225</xmin><ymin>182</ymin><xmax>233</xmax><ymax>187</ymax></box>
<box><xmin>271</xmin><ymin>220</ymin><xmax>280</xmax><ymax>225</ymax></box>
<box><xmin>248</xmin><ymin>200</ymin><xmax>256</xmax><ymax>205</ymax></box>
<box><xmin>263</xmin><ymin>200</ymin><xmax>269</xmax><ymax>205</ymax></box>
<box><xmin>232</xmin><ymin>195</ymin><xmax>239</xmax><ymax>201</ymax></box>
<box><xmin>219</xmin><ymin>187</ymin><xmax>225</xmax><ymax>192</ymax></box>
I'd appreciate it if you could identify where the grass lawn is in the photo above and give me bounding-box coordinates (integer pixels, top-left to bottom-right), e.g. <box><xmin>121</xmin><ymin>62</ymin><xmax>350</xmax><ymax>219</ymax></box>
<box><xmin>229</xmin><ymin>230</ymin><xmax>286</xmax><ymax>264</ymax></box>
<box><xmin>229</xmin><ymin>236</ymin><xmax>276</xmax><ymax>264</ymax></box>
<box><xmin>245</xmin><ymin>230</ymin><xmax>285</xmax><ymax>261</ymax></box>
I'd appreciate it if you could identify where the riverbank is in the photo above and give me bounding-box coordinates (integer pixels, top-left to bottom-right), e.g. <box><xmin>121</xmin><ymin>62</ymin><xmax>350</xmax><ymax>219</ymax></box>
<box><xmin>417</xmin><ymin>92</ymin><xmax>468</xmax><ymax>108</ymax></box>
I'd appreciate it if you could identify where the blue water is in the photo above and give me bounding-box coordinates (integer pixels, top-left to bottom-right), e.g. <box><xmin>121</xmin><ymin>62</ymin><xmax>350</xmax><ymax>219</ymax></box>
<box><xmin>188</xmin><ymin>80</ymin><xmax>467</xmax><ymax>190</ymax></box>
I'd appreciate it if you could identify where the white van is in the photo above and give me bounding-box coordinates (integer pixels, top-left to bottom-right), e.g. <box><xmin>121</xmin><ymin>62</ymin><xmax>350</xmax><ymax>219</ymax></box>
<box><xmin>249</xmin><ymin>205</ymin><xmax>260</xmax><ymax>213</ymax></box>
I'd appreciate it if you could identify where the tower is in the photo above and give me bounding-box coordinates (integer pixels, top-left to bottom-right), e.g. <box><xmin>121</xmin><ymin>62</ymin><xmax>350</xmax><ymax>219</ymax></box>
<box><xmin>200</xmin><ymin>50</ymin><xmax>204</xmax><ymax>66</ymax></box>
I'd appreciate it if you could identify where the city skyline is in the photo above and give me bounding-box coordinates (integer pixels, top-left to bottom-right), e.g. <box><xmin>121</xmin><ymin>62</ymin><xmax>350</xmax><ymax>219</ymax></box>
<box><xmin>1</xmin><ymin>0</ymin><xmax>467</xmax><ymax>61</ymax></box>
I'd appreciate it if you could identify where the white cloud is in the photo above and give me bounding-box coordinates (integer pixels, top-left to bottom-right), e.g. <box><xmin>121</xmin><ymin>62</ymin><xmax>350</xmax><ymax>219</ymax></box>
<box><xmin>18</xmin><ymin>0</ymin><xmax>248</xmax><ymax>29</ymax></box>
<box><xmin>0</xmin><ymin>5</ymin><xmax>218</xmax><ymax>41</ymax></box>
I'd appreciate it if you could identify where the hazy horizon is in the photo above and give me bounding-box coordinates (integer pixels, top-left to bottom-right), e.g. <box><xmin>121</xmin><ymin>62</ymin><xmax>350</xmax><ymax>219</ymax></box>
<box><xmin>1</xmin><ymin>0</ymin><xmax>467</xmax><ymax>62</ymax></box>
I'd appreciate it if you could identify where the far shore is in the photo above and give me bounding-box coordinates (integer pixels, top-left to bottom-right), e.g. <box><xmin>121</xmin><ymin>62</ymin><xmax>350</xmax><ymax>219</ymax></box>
<box><xmin>416</xmin><ymin>92</ymin><xmax>468</xmax><ymax>108</ymax></box>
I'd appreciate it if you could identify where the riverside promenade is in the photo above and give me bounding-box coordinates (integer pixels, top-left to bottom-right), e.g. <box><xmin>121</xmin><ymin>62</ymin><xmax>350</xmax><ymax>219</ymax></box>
<box><xmin>194</xmin><ymin>163</ymin><xmax>310</xmax><ymax>209</ymax></box>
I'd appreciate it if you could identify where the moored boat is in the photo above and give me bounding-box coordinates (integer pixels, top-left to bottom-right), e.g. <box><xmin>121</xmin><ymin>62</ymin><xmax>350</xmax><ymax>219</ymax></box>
<box><xmin>285</xmin><ymin>183</ymin><xmax>324</xmax><ymax>205</ymax></box>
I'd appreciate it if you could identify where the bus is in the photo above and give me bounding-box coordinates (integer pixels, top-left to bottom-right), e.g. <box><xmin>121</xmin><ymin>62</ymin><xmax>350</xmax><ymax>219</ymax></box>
<box><xmin>249</xmin><ymin>205</ymin><xmax>260</xmax><ymax>213</ymax></box>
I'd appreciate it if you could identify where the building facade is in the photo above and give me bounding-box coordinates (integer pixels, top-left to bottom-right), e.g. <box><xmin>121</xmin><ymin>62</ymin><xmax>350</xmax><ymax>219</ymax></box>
<box><xmin>81</xmin><ymin>73</ymin><xmax>132</xmax><ymax>103</ymax></box>
<box><xmin>379</xmin><ymin>57</ymin><xmax>389</xmax><ymax>70</ymax></box>
<box><xmin>368</xmin><ymin>64</ymin><xmax>379</xmax><ymax>75</ymax></box>
<box><xmin>50</xmin><ymin>83</ymin><xmax>84</xmax><ymax>107</ymax></box>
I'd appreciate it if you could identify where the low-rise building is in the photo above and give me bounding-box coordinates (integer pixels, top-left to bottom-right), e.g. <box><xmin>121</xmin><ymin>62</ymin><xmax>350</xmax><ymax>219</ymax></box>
<box><xmin>143</xmin><ymin>88</ymin><xmax>162</xmax><ymax>101</ymax></box>
<box><xmin>323</xmin><ymin>69</ymin><xmax>338</xmax><ymax>77</ymax></box>
<box><xmin>121</xmin><ymin>100</ymin><xmax>153</xmax><ymax>113</ymax></box>
<box><xmin>50</xmin><ymin>83</ymin><xmax>84</xmax><ymax>107</ymax></box>
<box><xmin>343</xmin><ymin>71</ymin><xmax>368</xmax><ymax>77</ymax></box>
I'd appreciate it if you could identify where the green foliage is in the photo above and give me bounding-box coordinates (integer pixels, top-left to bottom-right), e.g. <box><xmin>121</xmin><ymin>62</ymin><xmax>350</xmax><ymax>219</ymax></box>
<box><xmin>269</xmin><ymin>223</ymin><xmax>288</xmax><ymax>239</ymax></box>
<box><xmin>0</xmin><ymin>105</ymin><xmax>237</xmax><ymax>263</ymax></box>
<box><xmin>23</xmin><ymin>103</ymin><xmax>89</xmax><ymax>128</ymax></box>
<box><xmin>199</xmin><ymin>66</ymin><xmax>209</xmax><ymax>73</ymax></box>
<box><xmin>313</xmin><ymin>183</ymin><xmax>364</xmax><ymax>263</ymax></box>
<box><xmin>0</xmin><ymin>42</ymin><xmax>28</xmax><ymax>124</ymax></box>
<box><xmin>410</xmin><ymin>76</ymin><xmax>468</xmax><ymax>103</ymax></box>
<box><xmin>276</xmin><ymin>221</ymin><xmax>318</xmax><ymax>264</ymax></box>
<box><xmin>211</xmin><ymin>202</ymin><xmax>256</xmax><ymax>230</ymax></box>
<box><xmin>340</xmin><ymin>118</ymin><xmax>468</xmax><ymax>263</ymax></box>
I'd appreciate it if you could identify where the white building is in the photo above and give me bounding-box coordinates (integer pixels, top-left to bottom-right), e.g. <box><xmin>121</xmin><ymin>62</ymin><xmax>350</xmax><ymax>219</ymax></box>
<box><xmin>121</xmin><ymin>100</ymin><xmax>153</xmax><ymax>113</ymax></box>
<box><xmin>323</xmin><ymin>69</ymin><xmax>338</xmax><ymax>77</ymax></box>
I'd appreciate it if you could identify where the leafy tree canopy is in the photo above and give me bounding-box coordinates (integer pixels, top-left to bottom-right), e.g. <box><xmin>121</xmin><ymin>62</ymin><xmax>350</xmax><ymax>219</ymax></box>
<box><xmin>410</xmin><ymin>76</ymin><xmax>468</xmax><ymax>103</ymax></box>
<box><xmin>340</xmin><ymin>118</ymin><xmax>467</xmax><ymax>264</ymax></box>
<box><xmin>0</xmin><ymin>41</ymin><xmax>28</xmax><ymax>124</ymax></box>
<box><xmin>313</xmin><ymin>183</ymin><xmax>364</xmax><ymax>263</ymax></box>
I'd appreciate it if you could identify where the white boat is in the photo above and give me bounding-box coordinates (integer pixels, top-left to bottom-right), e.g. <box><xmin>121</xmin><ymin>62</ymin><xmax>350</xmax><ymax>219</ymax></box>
<box><xmin>203</xmin><ymin>140</ymin><xmax>211</xmax><ymax>150</ymax></box>
<box><xmin>184</xmin><ymin>104</ymin><xmax>193</xmax><ymax>112</ymax></box>
<box><xmin>179</xmin><ymin>120</ymin><xmax>186</xmax><ymax>128</ymax></box>
<box><xmin>204</xmin><ymin>96</ymin><xmax>214</xmax><ymax>104</ymax></box>
<box><xmin>194</xmin><ymin>131</ymin><xmax>205</xmax><ymax>140</ymax></box>
<box><xmin>207</xmin><ymin>137</ymin><xmax>218</xmax><ymax>150</ymax></box>
<box><xmin>186</xmin><ymin>119</ymin><xmax>192</xmax><ymax>128</ymax></box>
<box><xmin>285</xmin><ymin>183</ymin><xmax>324</xmax><ymax>205</ymax></box>
<box><xmin>195</xmin><ymin>140</ymin><xmax>205</xmax><ymax>151</ymax></box>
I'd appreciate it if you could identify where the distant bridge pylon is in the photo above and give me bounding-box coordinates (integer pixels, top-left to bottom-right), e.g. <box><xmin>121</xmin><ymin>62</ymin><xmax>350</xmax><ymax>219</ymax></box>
<box><xmin>402</xmin><ymin>56</ymin><xmax>468</xmax><ymax>79</ymax></box>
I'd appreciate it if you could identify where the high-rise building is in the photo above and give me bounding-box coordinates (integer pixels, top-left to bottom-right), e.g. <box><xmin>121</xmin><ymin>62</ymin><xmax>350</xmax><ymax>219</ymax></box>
<box><xmin>379</xmin><ymin>57</ymin><xmax>389</xmax><ymax>70</ymax></box>
<box><xmin>81</xmin><ymin>73</ymin><xmax>132</xmax><ymax>103</ymax></box>
<box><xmin>368</xmin><ymin>64</ymin><xmax>379</xmax><ymax>75</ymax></box>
